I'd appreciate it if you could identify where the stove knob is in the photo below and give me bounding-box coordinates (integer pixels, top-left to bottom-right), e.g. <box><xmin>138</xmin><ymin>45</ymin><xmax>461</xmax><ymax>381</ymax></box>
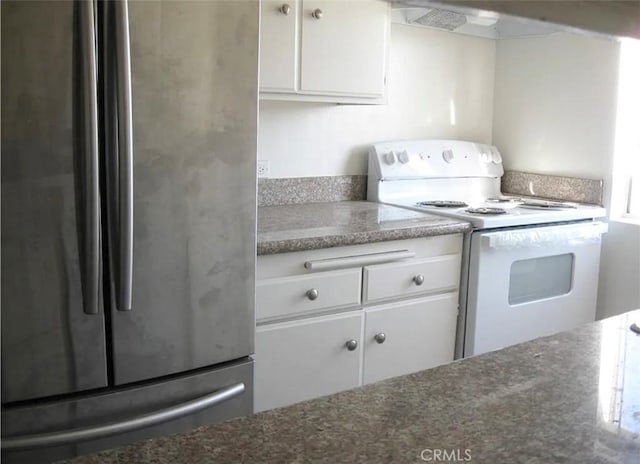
<box><xmin>383</xmin><ymin>152</ymin><xmax>397</xmax><ymax>165</ymax></box>
<box><xmin>397</xmin><ymin>150</ymin><xmax>410</xmax><ymax>164</ymax></box>
<box><xmin>442</xmin><ymin>149</ymin><xmax>454</xmax><ymax>163</ymax></box>
<box><xmin>492</xmin><ymin>151</ymin><xmax>502</xmax><ymax>163</ymax></box>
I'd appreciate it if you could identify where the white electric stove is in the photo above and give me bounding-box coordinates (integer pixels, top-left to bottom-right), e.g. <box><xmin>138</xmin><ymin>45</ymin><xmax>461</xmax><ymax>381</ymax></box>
<box><xmin>367</xmin><ymin>139</ymin><xmax>606</xmax><ymax>229</ymax></box>
<box><xmin>368</xmin><ymin>139</ymin><xmax>608</xmax><ymax>357</ymax></box>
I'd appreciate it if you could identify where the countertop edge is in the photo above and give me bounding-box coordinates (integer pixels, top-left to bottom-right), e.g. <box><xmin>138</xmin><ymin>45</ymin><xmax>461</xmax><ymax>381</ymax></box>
<box><xmin>61</xmin><ymin>309</ymin><xmax>640</xmax><ymax>464</ymax></box>
<box><xmin>256</xmin><ymin>222</ymin><xmax>471</xmax><ymax>256</ymax></box>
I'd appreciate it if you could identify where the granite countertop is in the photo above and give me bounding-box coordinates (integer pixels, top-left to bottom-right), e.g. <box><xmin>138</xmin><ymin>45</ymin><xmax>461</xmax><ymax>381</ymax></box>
<box><xmin>257</xmin><ymin>201</ymin><xmax>471</xmax><ymax>255</ymax></box>
<box><xmin>66</xmin><ymin>309</ymin><xmax>640</xmax><ymax>464</ymax></box>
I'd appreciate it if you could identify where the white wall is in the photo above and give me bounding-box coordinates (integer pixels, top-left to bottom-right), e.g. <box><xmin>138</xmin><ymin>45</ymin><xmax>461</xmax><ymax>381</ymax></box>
<box><xmin>258</xmin><ymin>23</ymin><xmax>496</xmax><ymax>178</ymax></box>
<box><xmin>492</xmin><ymin>33</ymin><xmax>620</xmax><ymax>182</ymax></box>
<box><xmin>492</xmin><ymin>33</ymin><xmax>640</xmax><ymax>318</ymax></box>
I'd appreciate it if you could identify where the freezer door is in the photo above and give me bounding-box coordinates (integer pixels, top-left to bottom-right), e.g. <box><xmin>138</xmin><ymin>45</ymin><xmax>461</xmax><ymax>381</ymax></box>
<box><xmin>1</xmin><ymin>1</ymin><xmax>108</xmax><ymax>402</ymax></box>
<box><xmin>107</xmin><ymin>1</ymin><xmax>258</xmax><ymax>384</ymax></box>
<box><xmin>1</xmin><ymin>358</ymin><xmax>253</xmax><ymax>464</ymax></box>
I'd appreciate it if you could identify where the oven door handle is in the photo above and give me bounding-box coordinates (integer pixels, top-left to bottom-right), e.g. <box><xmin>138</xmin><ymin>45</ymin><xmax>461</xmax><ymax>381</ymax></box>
<box><xmin>483</xmin><ymin>222</ymin><xmax>608</xmax><ymax>250</ymax></box>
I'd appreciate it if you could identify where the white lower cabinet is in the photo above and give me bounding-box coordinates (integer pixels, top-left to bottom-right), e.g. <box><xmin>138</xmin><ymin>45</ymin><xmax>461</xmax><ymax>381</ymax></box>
<box><xmin>255</xmin><ymin>312</ymin><xmax>363</xmax><ymax>412</ymax></box>
<box><xmin>362</xmin><ymin>293</ymin><xmax>458</xmax><ymax>385</ymax></box>
<box><xmin>254</xmin><ymin>236</ymin><xmax>463</xmax><ymax>412</ymax></box>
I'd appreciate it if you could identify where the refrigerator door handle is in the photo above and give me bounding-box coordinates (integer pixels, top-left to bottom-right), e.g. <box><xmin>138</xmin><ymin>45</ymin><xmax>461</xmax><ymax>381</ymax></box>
<box><xmin>114</xmin><ymin>0</ymin><xmax>134</xmax><ymax>311</ymax></box>
<box><xmin>76</xmin><ymin>0</ymin><xmax>100</xmax><ymax>315</ymax></box>
<box><xmin>0</xmin><ymin>382</ymin><xmax>245</xmax><ymax>451</ymax></box>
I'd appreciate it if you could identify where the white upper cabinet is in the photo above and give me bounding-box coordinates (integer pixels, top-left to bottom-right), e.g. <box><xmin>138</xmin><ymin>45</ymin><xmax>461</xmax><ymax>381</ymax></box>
<box><xmin>259</xmin><ymin>0</ymin><xmax>298</xmax><ymax>92</ymax></box>
<box><xmin>299</xmin><ymin>0</ymin><xmax>388</xmax><ymax>98</ymax></box>
<box><xmin>259</xmin><ymin>0</ymin><xmax>389</xmax><ymax>103</ymax></box>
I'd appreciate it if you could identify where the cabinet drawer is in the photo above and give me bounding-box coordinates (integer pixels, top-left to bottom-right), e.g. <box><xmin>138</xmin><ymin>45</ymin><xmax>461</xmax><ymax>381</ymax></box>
<box><xmin>256</xmin><ymin>269</ymin><xmax>361</xmax><ymax>321</ymax></box>
<box><xmin>255</xmin><ymin>312</ymin><xmax>363</xmax><ymax>412</ymax></box>
<box><xmin>363</xmin><ymin>254</ymin><xmax>460</xmax><ymax>302</ymax></box>
<box><xmin>363</xmin><ymin>293</ymin><xmax>458</xmax><ymax>385</ymax></box>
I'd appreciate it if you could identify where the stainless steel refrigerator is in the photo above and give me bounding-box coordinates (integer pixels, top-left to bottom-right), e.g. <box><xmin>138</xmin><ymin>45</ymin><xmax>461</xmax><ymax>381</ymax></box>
<box><xmin>1</xmin><ymin>1</ymin><xmax>258</xmax><ymax>462</ymax></box>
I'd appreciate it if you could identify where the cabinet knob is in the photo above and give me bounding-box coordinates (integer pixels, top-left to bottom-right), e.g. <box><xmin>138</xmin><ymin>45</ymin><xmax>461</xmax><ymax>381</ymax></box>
<box><xmin>413</xmin><ymin>274</ymin><xmax>425</xmax><ymax>286</ymax></box>
<box><xmin>345</xmin><ymin>339</ymin><xmax>358</xmax><ymax>351</ymax></box>
<box><xmin>311</xmin><ymin>8</ymin><xmax>323</xmax><ymax>19</ymax></box>
<box><xmin>306</xmin><ymin>288</ymin><xmax>319</xmax><ymax>300</ymax></box>
<box><xmin>279</xmin><ymin>4</ymin><xmax>291</xmax><ymax>15</ymax></box>
<box><xmin>374</xmin><ymin>332</ymin><xmax>386</xmax><ymax>344</ymax></box>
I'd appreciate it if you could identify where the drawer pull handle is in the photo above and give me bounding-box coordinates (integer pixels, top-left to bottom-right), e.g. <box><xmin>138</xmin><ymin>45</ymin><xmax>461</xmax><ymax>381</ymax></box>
<box><xmin>312</xmin><ymin>8</ymin><xmax>323</xmax><ymax>19</ymax></box>
<box><xmin>413</xmin><ymin>274</ymin><xmax>425</xmax><ymax>286</ymax></box>
<box><xmin>374</xmin><ymin>333</ymin><xmax>386</xmax><ymax>344</ymax></box>
<box><xmin>345</xmin><ymin>339</ymin><xmax>358</xmax><ymax>351</ymax></box>
<box><xmin>304</xmin><ymin>250</ymin><xmax>415</xmax><ymax>271</ymax></box>
<box><xmin>306</xmin><ymin>288</ymin><xmax>319</xmax><ymax>300</ymax></box>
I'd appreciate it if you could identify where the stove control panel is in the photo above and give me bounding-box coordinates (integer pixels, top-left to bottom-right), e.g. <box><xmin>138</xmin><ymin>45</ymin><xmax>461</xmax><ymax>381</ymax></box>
<box><xmin>368</xmin><ymin>139</ymin><xmax>504</xmax><ymax>180</ymax></box>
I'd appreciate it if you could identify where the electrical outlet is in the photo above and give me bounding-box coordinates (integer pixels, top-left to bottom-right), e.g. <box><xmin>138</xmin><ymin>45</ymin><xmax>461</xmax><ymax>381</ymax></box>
<box><xmin>257</xmin><ymin>160</ymin><xmax>270</xmax><ymax>178</ymax></box>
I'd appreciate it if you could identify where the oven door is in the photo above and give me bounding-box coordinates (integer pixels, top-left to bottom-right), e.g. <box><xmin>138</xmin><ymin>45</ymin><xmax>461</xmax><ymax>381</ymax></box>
<box><xmin>464</xmin><ymin>221</ymin><xmax>608</xmax><ymax>356</ymax></box>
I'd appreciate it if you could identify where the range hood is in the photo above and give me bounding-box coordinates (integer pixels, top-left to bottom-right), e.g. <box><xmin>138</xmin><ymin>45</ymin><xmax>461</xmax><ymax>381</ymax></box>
<box><xmin>391</xmin><ymin>0</ymin><xmax>639</xmax><ymax>40</ymax></box>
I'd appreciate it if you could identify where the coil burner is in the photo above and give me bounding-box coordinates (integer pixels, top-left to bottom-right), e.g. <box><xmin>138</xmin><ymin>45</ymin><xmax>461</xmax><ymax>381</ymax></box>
<box><xmin>465</xmin><ymin>207</ymin><xmax>507</xmax><ymax>215</ymax></box>
<box><xmin>486</xmin><ymin>196</ymin><xmax>522</xmax><ymax>204</ymax></box>
<box><xmin>417</xmin><ymin>200</ymin><xmax>468</xmax><ymax>208</ymax></box>
<box><xmin>520</xmin><ymin>200</ymin><xmax>577</xmax><ymax>210</ymax></box>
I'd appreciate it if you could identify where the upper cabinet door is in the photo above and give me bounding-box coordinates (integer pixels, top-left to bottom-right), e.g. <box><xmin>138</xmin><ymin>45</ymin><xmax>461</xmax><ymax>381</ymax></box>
<box><xmin>299</xmin><ymin>0</ymin><xmax>388</xmax><ymax>98</ymax></box>
<box><xmin>260</xmin><ymin>0</ymin><xmax>298</xmax><ymax>92</ymax></box>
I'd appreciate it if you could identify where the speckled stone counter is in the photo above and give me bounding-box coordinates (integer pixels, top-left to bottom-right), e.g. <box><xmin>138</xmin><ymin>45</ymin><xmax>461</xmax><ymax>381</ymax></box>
<box><xmin>64</xmin><ymin>310</ymin><xmax>640</xmax><ymax>464</ymax></box>
<box><xmin>257</xmin><ymin>201</ymin><xmax>471</xmax><ymax>255</ymax></box>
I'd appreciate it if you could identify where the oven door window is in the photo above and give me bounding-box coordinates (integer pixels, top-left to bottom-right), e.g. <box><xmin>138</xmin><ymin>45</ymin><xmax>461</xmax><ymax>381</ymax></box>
<box><xmin>508</xmin><ymin>253</ymin><xmax>574</xmax><ymax>305</ymax></box>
